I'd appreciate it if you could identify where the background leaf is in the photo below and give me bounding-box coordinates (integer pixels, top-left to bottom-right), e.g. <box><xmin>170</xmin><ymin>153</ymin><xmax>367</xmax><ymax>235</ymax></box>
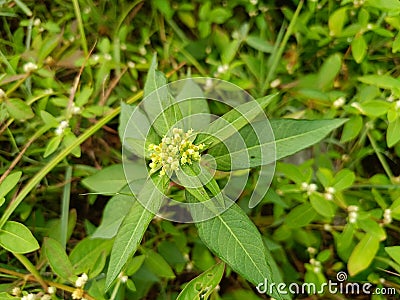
<box><xmin>43</xmin><ymin>237</ymin><xmax>74</xmax><ymax>281</ymax></box>
<box><xmin>348</xmin><ymin>233</ymin><xmax>380</xmax><ymax>276</ymax></box>
<box><xmin>177</xmin><ymin>262</ymin><xmax>225</xmax><ymax>300</ymax></box>
<box><xmin>0</xmin><ymin>221</ymin><xmax>39</xmax><ymax>253</ymax></box>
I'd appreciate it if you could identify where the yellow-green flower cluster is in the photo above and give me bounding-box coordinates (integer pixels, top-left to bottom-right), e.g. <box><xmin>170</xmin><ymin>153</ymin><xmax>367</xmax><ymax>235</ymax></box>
<box><xmin>148</xmin><ymin>128</ymin><xmax>204</xmax><ymax>176</ymax></box>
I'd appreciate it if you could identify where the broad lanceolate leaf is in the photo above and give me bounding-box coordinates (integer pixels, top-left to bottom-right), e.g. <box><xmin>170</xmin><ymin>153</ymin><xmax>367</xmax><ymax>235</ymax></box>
<box><xmin>188</xmin><ymin>192</ymin><xmax>288</xmax><ymax>300</ymax></box>
<box><xmin>143</xmin><ymin>249</ymin><xmax>175</xmax><ymax>279</ymax></box>
<box><xmin>81</xmin><ymin>164</ymin><xmax>127</xmax><ymax>194</ymax></box>
<box><xmin>143</xmin><ymin>54</ymin><xmax>182</xmax><ymax>137</ymax></box>
<box><xmin>0</xmin><ymin>171</ymin><xmax>21</xmax><ymax>199</ymax></box>
<box><xmin>176</xmin><ymin>262</ymin><xmax>225</xmax><ymax>300</ymax></box>
<box><xmin>105</xmin><ymin>175</ymin><xmax>169</xmax><ymax>291</ymax></box>
<box><xmin>195</xmin><ymin>94</ymin><xmax>278</xmax><ymax>149</ymax></box>
<box><xmin>43</xmin><ymin>237</ymin><xmax>74</xmax><ymax>281</ymax></box>
<box><xmin>208</xmin><ymin>118</ymin><xmax>347</xmax><ymax>171</ymax></box>
<box><xmin>348</xmin><ymin>233</ymin><xmax>380</xmax><ymax>276</ymax></box>
<box><xmin>0</xmin><ymin>221</ymin><xmax>39</xmax><ymax>253</ymax></box>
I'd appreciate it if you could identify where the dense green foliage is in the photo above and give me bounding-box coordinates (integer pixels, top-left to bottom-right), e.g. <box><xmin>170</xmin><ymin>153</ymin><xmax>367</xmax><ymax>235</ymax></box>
<box><xmin>0</xmin><ymin>0</ymin><xmax>400</xmax><ymax>299</ymax></box>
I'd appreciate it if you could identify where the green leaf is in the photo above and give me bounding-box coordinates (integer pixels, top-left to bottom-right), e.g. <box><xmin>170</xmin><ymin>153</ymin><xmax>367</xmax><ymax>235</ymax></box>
<box><xmin>208</xmin><ymin>118</ymin><xmax>347</xmax><ymax>171</ymax></box>
<box><xmin>328</xmin><ymin>8</ymin><xmax>347</xmax><ymax>37</ymax></box>
<box><xmin>176</xmin><ymin>262</ymin><xmax>225</xmax><ymax>300</ymax></box>
<box><xmin>0</xmin><ymin>171</ymin><xmax>21</xmax><ymax>199</ymax></box>
<box><xmin>209</xmin><ymin>8</ymin><xmax>231</xmax><ymax>24</ymax></box>
<box><xmin>332</xmin><ymin>169</ymin><xmax>355</xmax><ymax>191</ymax></box>
<box><xmin>393</xmin><ymin>32</ymin><xmax>400</xmax><ymax>53</ymax></box>
<box><xmin>5</xmin><ymin>98</ymin><xmax>34</xmax><ymax>120</ymax></box>
<box><xmin>357</xmin><ymin>100</ymin><xmax>391</xmax><ymax>117</ymax></box>
<box><xmin>284</xmin><ymin>203</ymin><xmax>318</xmax><ymax>228</ymax></box>
<box><xmin>358</xmin><ymin>218</ymin><xmax>386</xmax><ymax>241</ymax></box>
<box><xmin>69</xmin><ymin>238</ymin><xmax>113</xmax><ymax>276</ymax></box>
<box><xmin>385</xmin><ymin>246</ymin><xmax>400</xmax><ymax>265</ymax></box>
<box><xmin>62</xmin><ymin>132</ymin><xmax>81</xmax><ymax>157</ymax></box>
<box><xmin>143</xmin><ymin>249</ymin><xmax>175</xmax><ymax>278</ymax></box>
<box><xmin>105</xmin><ymin>175</ymin><xmax>169</xmax><ymax>291</ymax></box>
<box><xmin>43</xmin><ymin>135</ymin><xmax>62</xmax><ymax>158</ymax></box>
<box><xmin>358</xmin><ymin>75</ymin><xmax>400</xmax><ymax>90</ymax></box>
<box><xmin>196</xmin><ymin>94</ymin><xmax>278</xmax><ymax>149</ymax></box>
<box><xmin>92</xmin><ymin>194</ymin><xmax>135</xmax><ymax>239</ymax></box>
<box><xmin>142</xmin><ymin>54</ymin><xmax>182</xmax><ymax>137</ymax></box>
<box><xmin>0</xmin><ymin>292</ymin><xmax>17</xmax><ymax>299</ymax></box>
<box><xmin>82</xmin><ymin>164</ymin><xmax>127</xmax><ymax>194</ymax></box>
<box><xmin>317</xmin><ymin>53</ymin><xmax>342</xmax><ymax>90</ymax></box>
<box><xmin>189</xmin><ymin>192</ymin><xmax>287</xmax><ymax>300</ymax></box>
<box><xmin>348</xmin><ymin>233</ymin><xmax>379</xmax><ymax>276</ymax></box>
<box><xmin>246</xmin><ymin>36</ymin><xmax>273</xmax><ymax>53</ymax></box>
<box><xmin>351</xmin><ymin>35</ymin><xmax>367</xmax><ymax>63</ymax></box>
<box><xmin>0</xmin><ymin>221</ymin><xmax>39</xmax><ymax>253</ymax></box>
<box><xmin>341</xmin><ymin>115</ymin><xmax>363</xmax><ymax>143</ymax></box>
<box><xmin>175</xmin><ymin>78</ymin><xmax>210</xmax><ymax>130</ymax></box>
<box><xmin>387</xmin><ymin>117</ymin><xmax>400</xmax><ymax>147</ymax></box>
<box><xmin>40</xmin><ymin>111</ymin><xmax>58</xmax><ymax>127</ymax></box>
<box><xmin>43</xmin><ymin>237</ymin><xmax>74</xmax><ymax>281</ymax></box>
<box><xmin>310</xmin><ymin>193</ymin><xmax>336</xmax><ymax>218</ymax></box>
<box><xmin>365</xmin><ymin>0</ymin><xmax>400</xmax><ymax>12</ymax></box>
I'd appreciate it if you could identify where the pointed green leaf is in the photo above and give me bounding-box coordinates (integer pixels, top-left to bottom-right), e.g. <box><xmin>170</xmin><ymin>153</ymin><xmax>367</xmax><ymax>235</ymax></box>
<box><xmin>196</xmin><ymin>94</ymin><xmax>278</xmax><ymax>149</ymax></box>
<box><xmin>43</xmin><ymin>135</ymin><xmax>62</xmax><ymax>158</ymax></box>
<box><xmin>43</xmin><ymin>237</ymin><xmax>74</xmax><ymax>281</ymax></box>
<box><xmin>0</xmin><ymin>221</ymin><xmax>39</xmax><ymax>253</ymax></box>
<box><xmin>348</xmin><ymin>233</ymin><xmax>379</xmax><ymax>276</ymax></box>
<box><xmin>177</xmin><ymin>262</ymin><xmax>225</xmax><ymax>300</ymax></box>
<box><xmin>0</xmin><ymin>171</ymin><xmax>21</xmax><ymax>199</ymax></box>
<box><xmin>209</xmin><ymin>118</ymin><xmax>347</xmax><ymax>171</ymax></box>
<box><xmin>142</xmin><ymin>54</ymin><xmax>182</xmax><ymax>136</ymax></box>
<box><xmin>189</xmin><ymin>192</ymin><xmax>288</xmax><ymax>300</ymax></box>
<box><xmin>105</xmin><ymin>175</ymin><xmax>169</xmax><ymax>291</ymax></box>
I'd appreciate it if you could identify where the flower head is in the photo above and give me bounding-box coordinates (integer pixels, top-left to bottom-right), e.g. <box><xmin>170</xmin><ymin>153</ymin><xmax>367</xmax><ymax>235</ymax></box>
<box><xmin>148</xmin><ymin>128</ymin><xmax>204</xmax><ymax>176</ymax></box>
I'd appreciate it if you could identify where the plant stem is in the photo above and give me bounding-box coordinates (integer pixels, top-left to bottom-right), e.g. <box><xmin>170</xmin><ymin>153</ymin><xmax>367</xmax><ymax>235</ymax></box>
<box><xmin>13</xmin><ymin>253</ymin><xmax>48</xmax><ymax>290</ymax></box>
<box><xmin>72</xmin><ymin>0</ymin><xmax>89</xmax><ymax>58</ymax></box>
<box><xmin>60</xmin><ymin>166</ymin><xmax>72</xmax><ymax>249</ymax></box>
<box><xmin>262</xmin><ymin>0</ymin><xmax>304</xmax><ymax>94</ymax></box>
<box><xmin>109</xmin><ymin>280</ymin><xmax>121</xmax><ymax>300</ymax></box>
<box><xmin>0</xmin><ymin>91</ymin><xmax>143</xmax><ymax>229</ymax></box>
<box><xmin>367</xmin><ymin>132</ymin><xmax>394</xmax><ymax>180</ymax></box>
<box><xmin>0</xmin><ymin>266</ymin><xmax>96</xmax><ymax>300</ymax></box>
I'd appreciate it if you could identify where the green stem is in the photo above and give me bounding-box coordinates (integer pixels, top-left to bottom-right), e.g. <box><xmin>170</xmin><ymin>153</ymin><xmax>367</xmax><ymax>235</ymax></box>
<box><xmin>367</xmin><ymin>132</ymin><xmax>394</xmax><ymax>180</ymax></box>
<box><xmin>262</xmin><ymin>0</ymin><xmax>304</xmax><ymax>93</ymax></box>
<box><xmin>72</xmin><ymin>0</ymin><xmax>89</xmax><ymax>58</ymax></box>
<box><xmin>109</xmin><ymin>280</ymin><xmax>121</xmax><ymax>300</ymax></box>
<box><xmin>13</xmin><ymin>253</ymin><xmax>48</xmax><ymax>290</ymax></box>
<box><xmin>0</xmin><ymin>91</ymin><xmax>143</xmax><ymax>229</ymax></box>
<box><xmin>60</xmin><ymin>166</ymin><xmax>72</xmax><ymax>249</ymax></box>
